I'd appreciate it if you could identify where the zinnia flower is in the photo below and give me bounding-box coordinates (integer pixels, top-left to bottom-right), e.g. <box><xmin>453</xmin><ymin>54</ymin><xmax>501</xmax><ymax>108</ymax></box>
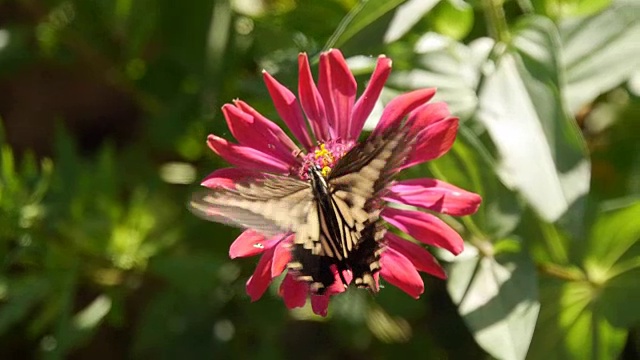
<box><xmin>201</xmin><ymin>49</ymin><xmax>481</xmax><ymax>316</ymax></box>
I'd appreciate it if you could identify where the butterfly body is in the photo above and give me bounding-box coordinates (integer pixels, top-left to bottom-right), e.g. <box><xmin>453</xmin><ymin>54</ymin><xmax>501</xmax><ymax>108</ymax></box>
<box><xmin>190</xmin><ymin>127</ymin><xmax>413</xmax><ymax>294</ymax></box>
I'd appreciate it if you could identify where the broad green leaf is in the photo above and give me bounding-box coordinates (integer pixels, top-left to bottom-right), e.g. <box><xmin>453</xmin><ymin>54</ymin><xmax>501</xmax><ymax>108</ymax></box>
<box><xmin>325</xmin><ymin>0</ymin><xmax>407</xmax><ymax>49</ymax></box>
<box><xmin>530</xmin><ymin>201</ymin><xmax>639</xmax><ymax>358</ymax></box>
<box><xmin>584</xmin><ymin>201</ymin><xmax>640</xmax><ymax>273</ymax></box>
<box><xmin>383</xmin><ymin>0</ymin><xmax>441</xmax><ymax>43</ymax></box>
<box><xmin>448</xmin><ymin>239</ymin><xmax>540</xmax><ymax>360</ymax></box>
<box><xmin>585</xmin><ymin>200</ymin><xmax>640</xmax><ymax>327</ymax></box>
<box><xmin>389</xmin><ymin>34</ymin><xmax>493</xmax><ymax>120</ymax></box>
<box><xmin>529</xmin><ymin>277</ymin><xmax>627</xmax><ymax>360</ymax></box>
<box><xmin>476</xmin><ymin>16</ymin><xmax>590</xmax><ymax>222</ymax></box>
<box><xmin>629</xmin><ymin>69</ymin><xmax>640</xmax><ymax>96</ymax></box>
<box><xmin>561</xmin><ymin>0</ymin><xmax>640</xmax><ymax>112</ymax></box>
<box><xmin>430</xmin><ymin>127</ymin><xmax>522</xmax><ymax>238</ymax></box>
<box><xmin>531</xmin><ymin>0</ymin><xmax>612</xmax><ymax>18</ymax></box>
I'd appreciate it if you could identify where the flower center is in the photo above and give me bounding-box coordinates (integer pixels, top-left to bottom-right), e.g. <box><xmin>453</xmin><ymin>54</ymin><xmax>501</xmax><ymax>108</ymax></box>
<box><xmin>298</xmin><ymin>140</ymin><xmax>355</xmax><ymax>180</ymax></box>
<box><xmin>314</xmin><ymin>144</ymin><xmax>334</xmax><ymax>177</ymax></box>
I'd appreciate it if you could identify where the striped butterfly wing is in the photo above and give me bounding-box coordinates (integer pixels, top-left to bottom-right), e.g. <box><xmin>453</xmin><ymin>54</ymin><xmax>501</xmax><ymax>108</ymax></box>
<box><xmin>329</xmin><ymin>127</ymin><xmax>413</xmax><ymax>208</ymax></box>
<box><xmin>290</xmin><ymin>128</ymin><xmax>414</xmax><ymax>292</ymax></box>
<box><xmin>190</xmin><ymin>174</ymin><xmax>315</xmax><ymax>238</ymax></box>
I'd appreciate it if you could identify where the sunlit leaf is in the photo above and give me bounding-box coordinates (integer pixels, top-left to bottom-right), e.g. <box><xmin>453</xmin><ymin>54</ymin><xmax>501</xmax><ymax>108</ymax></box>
<box><xmin>476</xmin><ymin>16</ymin><xmax>590</xmax><ymax>222</ymax></box>
<box><xmin>72</xmin><ymin>295</ymin><xmax>112</xmax><ymax>330</ymax></box>
<box><xmin>530</xmin><ymin>200</ymin><xmax>639</xmax><ymax>358</ymax></box>
<box><xmin>389</xmin><ymin>33</ymin><xmax>493</xmax><ymax>120</ymax></box>
<box><xmin>383</xmin><ymin>0</ymin><xmax>441</xmax><ymax>43</ymax></box>
<box><xmin>529</xmin><ymin>276</ymin><xmax>627</xmax><ymax>359</ymax></box>
<box><xmin>430</xmin><ymin>0</ymin><xmax>474</xmax><ymax>40</ymax></box>
<box><xmin>447</xmin><ymin>239</ymin><xmax>539</xmax><ymax>360</ymax></box>
<box><xmin>430</xmin><ymin>127</ymin><xmax>522</xmax><ymax>238</ymax></box>
<box><xmin>561</xmin><ymin>0</ymin><xmax>640</xmax><ymax>112</ymax></box>
<box><xmin>585</xmin><ymin>200</ymin><xmax>640</xmax><ymax>327</ymax></box>
<box><xmin>531</xmin><ymin>0</ymin><xmax>613</xmax><ymax>18</ymax></box>
<box><xmin>367</xmin><ymin>304</ymin><xmax>412</xmax><ymax>343</ymax></box>
<box><xmin>325</xmin><ymin>0</ymin><xmax>407</xmax><ymax>49</ymax></box>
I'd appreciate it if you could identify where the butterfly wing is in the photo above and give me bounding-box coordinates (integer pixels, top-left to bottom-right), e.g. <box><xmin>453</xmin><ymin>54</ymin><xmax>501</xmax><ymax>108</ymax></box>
<box><xmin>189</xmin><ymin>174</ymin><xmax>315</xmax><ymax>237</ymax></box>
<box><xmin>329</xmin><ymin>127</ymin><xmax>412</xmax><ymax>208</ymax></box>
<box><xmin>290</xmin><ymin>128</ymin><xmax>414</xmax><ymax>293</ymax></box>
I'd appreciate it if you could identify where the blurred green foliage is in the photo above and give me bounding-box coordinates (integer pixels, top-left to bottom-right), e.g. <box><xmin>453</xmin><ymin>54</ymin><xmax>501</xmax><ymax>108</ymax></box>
<box><xmin>1</xmin><ymin>0</ymin><xmax>639</xmax><ymax>359</ymax></box>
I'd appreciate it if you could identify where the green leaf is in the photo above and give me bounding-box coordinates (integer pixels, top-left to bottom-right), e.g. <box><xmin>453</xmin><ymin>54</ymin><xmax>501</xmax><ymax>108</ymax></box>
<box><xmin>325</xmin><ymin>0</ymin><xmax>407</xmax><ymax>49</ymax></box>
<box><xmin>531</xmin><ymin>0</ymin><xmax>613</xmax><ymax>18</ymax></box>
<box><xmin>561</xmin><ymin>0</ymin><xmax>640</xmax><ymax>112</ymax></box>
<box><xmin>476</xmin><ymin>16</ymin><xmax>590</xmax><ymax>222</ymax></box>
<box><xmin>366</xmin><ymin>304</ymin><xmax>412</xmax><ymax>343</ymax></box>
<box><xmin>528</xmin><ymin>277</ymin><xmax>627</xmax><ymax>360</ymax></box>
<box><xmin>0</xmin><ymin>276</ymin><xmax>50</xmax><ymax>334</ymax></box>
<box><xmin>560</xmin><ymin>0</ymin><xmax>612</xmax><ymax>16</ymax></box>
<box><xmin>389</xmin><ymin>34</ymin><xmax>493</xmax><ymax>120</ymax></box>
<box><xmin>584</xmin><ymin>200</ymin><xmax>640</xmax><ymax>273</ymax></box>
<box><xmin>430</xmin><ymin>127</ymin><xmax>522</xmax><ymax>238</ymax></box>
<box><xmin>46</xmin><ymin>266</ymin><xmax>79</xmax><ymax>359</ymax></box>
<box><xmin>383</xmin><ymin>0</ymin><xmax>441</xmax><ymax>43</ymax></box>
<box><xmin>585</xmin><ymin>200</ymin><xmax>640</xmax><ymax>327</ymax></box>
<box><xmin>529</xmin><ymin>201</ymin><xmax>640</xmax><ymax>358</ymax></box>
<box><xmin>149</xmin><ymin>254</ymin><xmax>223</xmax><ymax>298</ymax></box>
<box><xmin>430</xmin><ymin>0</ymin><xmax>474</xmax><ymax>40</ymax></box>
<box><xmin>447</xmin><ymin>239</ymin><xmax>540</xmax><ymax>360</ymax></box>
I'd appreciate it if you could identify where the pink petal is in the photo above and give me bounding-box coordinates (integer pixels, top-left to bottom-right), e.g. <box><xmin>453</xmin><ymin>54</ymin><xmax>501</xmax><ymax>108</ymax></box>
<box><xmin>234</xmin><ymin>100</ymin><xmax>302</xmax><ymax>156</ymax></box>
<box><xmin>263</xmin><ymin>70</ymin><xmax>314</xmax><ymax>150</ymax></box>
<box><xmin>382</xmin><ymin>207</ymin><xmax>464</xmax><ymax>255</ymax></box>
<box><xmin>207</xmin><ymin>135</ymin><xmax>292</xmax><ymax>174</ymax></box>
<box><xmin>349</xmin><ymin>55</ymin><xmax>392</xmax><ymax>140</ymax></box>
<box><xmin>307</xmin><ymin>266</ymin><xmax>350</xmax><ymax>316</ymax></box>
<box><xmin>385</xmin><ymin>233</ymin><xmax>447</xmax><ymax>279</ymax></box>
<box><xmin>325</xmin><ymin>268</ymin><xmax>352</xmax><ymax>295</ymax></box>
<box><xmin>201</xmin><ymin>168</ymin><xmax>264</xmax><ymax>189</ymax></box>
<box><xmin>401</xmin><ymin>117</ymin><xmax>459</xmax><ymax>169</ymax></box>
<box><xmin>311</xmin><ymin>295</ymin><xmax>330</xmax><ymax>317</ymax></box>
<box><xmin>246</xmin><ymin>247</ymin><xmax>276</xmax><ymax>301</ymax></box>
<box><xmin>380</xmin><ymin>247</ymin><xmax>424</xmax><ymax>299</ymax></box>
<box><xmin>406</xmin><ymin>102</ymin><xmax>452</xmax><ymax>133</ymax></box>
<box><xmin>271</xmin><ymin>236</ymin><xmax>293</xmax><ymax>278</ymax></box>
<box><xmin>384</xmin><ymin>178</ymin><xmax>482</xmax><ymax>216</ymax></box>
<box><xmin>318</xmin><ymin>52</ymin><xmax>337</xmax><ymax>138</ymax></box>
<box><xmin>372</xmin><ymin>88</ymin><xmax>436</xmax><ymax>136</ymax></box>
<box><xmin>229</xmin><ymin>230</ymin><xmax>281</xmax><ymax>259</ymax></box>
<box><xmin>326</xmin><ymin>50</ymin><xmax>357</xmax><ymax>139</ymax></box>
<box><xmin>298</xmin><ymin>53</ymin><xmax>330</xmax><ymax>142</ymax></box>
<box><xmin>279</xmin><ymin>273</ymin><xmax>308</xmax><ymax>309</ymax></box>
<box><xmin>222</xmin><ymin>103</ymin><xmax>300</xmax><ymax>164</ymax></box>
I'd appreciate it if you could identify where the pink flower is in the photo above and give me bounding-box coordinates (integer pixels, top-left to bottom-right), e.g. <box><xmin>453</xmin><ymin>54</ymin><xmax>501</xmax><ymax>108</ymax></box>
<box><xmin>201</xmin><ymin>49</ymin><xmax>481</xmax><ymax>316</ymax></box>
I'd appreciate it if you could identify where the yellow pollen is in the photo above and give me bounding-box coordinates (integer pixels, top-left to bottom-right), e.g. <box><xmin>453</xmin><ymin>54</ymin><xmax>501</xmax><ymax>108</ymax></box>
<box><xmin>314</xmin><ymin>143</ymin><xmax>335</xmax><ymax>170</ymax></box>
<box><xmin>321</xmin><ymin>166</ymin><xmax>332</xmax><ymax>177</ymax></box>
<box><xmin>314</xmin><ymin>144</ymin><xmax>331</xmax><ymax>159</ymax></box>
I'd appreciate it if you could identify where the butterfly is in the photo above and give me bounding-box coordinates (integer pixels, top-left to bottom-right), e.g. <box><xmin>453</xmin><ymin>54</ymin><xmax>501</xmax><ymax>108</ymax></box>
<box><xmin>190</xmin><ymin>126</ymin><xmax>414</xmax><ymax>294</ymax></box>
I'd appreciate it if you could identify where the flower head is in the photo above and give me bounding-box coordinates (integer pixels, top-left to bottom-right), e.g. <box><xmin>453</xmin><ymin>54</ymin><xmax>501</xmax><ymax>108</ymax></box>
<box><xmin>201</xmin><ymin>49</ymin><xmax>481</xmax><ymax>316</ymax></box>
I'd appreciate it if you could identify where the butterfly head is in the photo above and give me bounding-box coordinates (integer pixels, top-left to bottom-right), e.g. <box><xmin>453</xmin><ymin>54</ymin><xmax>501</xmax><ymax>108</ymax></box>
<box><xmin>307</xmin><ymin>164</ymin><xmax>325</xmax><ymax>180</ymax></box>
<box><xmin>307</xmin><ymin>164</ymin><xmax>330</xmax><ymax>195</ymax></box>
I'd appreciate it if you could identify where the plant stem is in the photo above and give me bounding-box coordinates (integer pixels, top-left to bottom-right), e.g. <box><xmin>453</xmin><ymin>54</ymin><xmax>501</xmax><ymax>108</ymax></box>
<box><xmin>538</xmin><ymin>263</ymin><xmax>586</xmax><ymax>282</ymax></box>
<box><xmin>482</xmin><ymin>0</ymin><xmax>510</xmax><ymax>43</ymax></box>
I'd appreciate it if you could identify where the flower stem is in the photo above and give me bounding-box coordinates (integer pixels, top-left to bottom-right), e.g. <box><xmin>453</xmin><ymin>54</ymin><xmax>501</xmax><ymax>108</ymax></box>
<box><xmin>462</xmin><ymin>216</ymin><xmax>486</xmax><ymax>243</ymax></box>
<box><xmin>482</xmin><ymin>0</ymin><xmax>510</xmax><ymax>43</ymax></box>
<box><xmin>537</xmin><ymin>263</ymin><xmax>586</xmax><ymax>282</ymax></box>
